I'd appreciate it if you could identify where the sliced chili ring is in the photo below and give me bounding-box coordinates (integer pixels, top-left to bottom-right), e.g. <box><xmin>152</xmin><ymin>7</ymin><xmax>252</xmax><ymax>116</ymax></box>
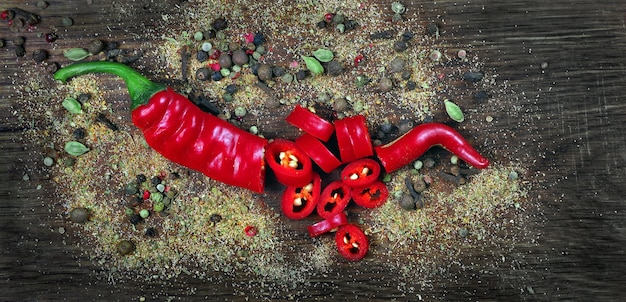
<box><xmin>285</xmin><ymin>105</ymin><xmax>335</xmax><ymax>142</ymax></box>
<box><xmin>307</xmin><ymin>212</ymin><xmax>348</xmax><ymax>237</ymax></box>
<box><xmin>295</xmin><ymin>133</ymin><xmax>342</xmax><ymax>173</ymax></box>
<box><xmin>351</xmin><ymin>180</ymin><xmax>389</xmax><ymax>209</ymax></box>
<box><xmin>281</xmin><ymin>173</ymin><xmax>321</xmax><ymax>220</ymax></box>
<box><xmin>335</xmin><ymin>224</ymin><xmax>369</xmax><ymax>261</ymax></box>
<box><xmin>334</xmin><ymin>115</ymin><xmax>373</xmax><ymax>163</ymax></box>
<box><xmin>340</xmin><ymin>158</ymin><xmax>381</xmax><ymax>188</ymax></box>
<box><xmin>316</xmin><ymin>181</ymin><xmax>351</xmax><ymax>219</ymax></box>
<box><xmin>265</xmin><ymin>138</ymin><xmax>313</xmax><ymax>187</ymax></box>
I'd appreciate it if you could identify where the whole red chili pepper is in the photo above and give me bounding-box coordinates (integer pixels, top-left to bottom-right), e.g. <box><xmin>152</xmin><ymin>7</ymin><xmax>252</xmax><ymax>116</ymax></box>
<box><xmin>374</xmin><ymin>123</ymin><xmax>489</xmax><ymax>173</ymax></box>
<box><xmin>335</xmin><ymin>224</ymin><xmax>369</xmax><ymax>261</ymax></box>
<box><xmin>54</xmin><ymin>62</ymin><xmax>268</xmax><ymax>192</ymax></box>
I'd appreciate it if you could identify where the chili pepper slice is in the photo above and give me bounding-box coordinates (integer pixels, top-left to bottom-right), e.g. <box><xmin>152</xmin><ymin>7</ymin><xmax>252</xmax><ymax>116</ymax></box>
<box><xmin>316</xmin><ymin>180</ymin><xmax>351</xmax><ymax>219</ymax></box>
<box><xmin>281</xmin><ymin>173</ymin><xmax>321</xmax><ymax>220</ymax></box>
<box><xmin>265</xmin><ymin>138</ymin><xmax>313</xmax><ymax>187</ymax></box>
<box><xmin>54</xmin><ymin>62</ymin><xmax>268</xmax><ymax>193</ymax></box>
<box><xmin>335</xmin><ymin>224</ymin><xmax>369</xmax><ymax>261</ymax></box>
<box><xmin>340</xmin><ymin>158</ymin><xmax>381</xmax><ymax>188</ymax></box>
<box><xmin>295</xmin><ymin>133</ymin><xmax>342</xmax><ymax>173</ymax></box>
<box><xmin>335</xmin><ymin>115</ymin><xmax>373</xmax><ymax>163</ymax></box>
<box><xmin>374</xmin><ymin>123</ymin><xmax>489</xmax><ymax>173</ymax></box>
<box><xmin>307</xmin><ymin>212</ymin><xmax>348</xmax><ymax>237</ymax></box>
<box><xmin>285</xmin><ymin>105</ymin><xmax>335</xmax><ymax>142</ymax></box>
<box><xmin>351</xmin><ymin>180</ymin><xmax>389</xmax><ymax>209</ymax></box>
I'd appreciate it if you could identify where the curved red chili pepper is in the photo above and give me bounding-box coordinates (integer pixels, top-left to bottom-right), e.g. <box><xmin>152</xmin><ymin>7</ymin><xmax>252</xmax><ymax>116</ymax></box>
<box><xmin>281</xmin><ymin>173</ymin><xmax>321</xmax><ymax>220</ymax></box>
<box><xmin>285</xmin><ymin>105</ymin><xmax>335</xmax><ymax>142</ymax></box>
<box><xmin>295</xmin><ymin>133</ymin><xmax>342</xmax><ymax>173</ymax></box>
<box><xmin>374</xmin><ymin>123</ymin><xmax>489</xmax><ymax>173</ymax></box>
<box><xmin>335</xmin><ymin>224</ymin><xmax>369</xmax><ymax>261</ymax></box>
<box><xmin>308</xmin><ymin>212</ymin><xmax>348</xmax><ymax>237</ymax></box>
<box><xmin>316</xmin><ymin>180</ymin><xmax>351</xmax><ymax>219</ymax></box>
<box><xmin>340</xmin><ymin>158</ymin><xmax>381</xmax><ymax>188</ymax></box>
<box><xmin>265</xmin><ymin>138</ymin><xmax>313</xmax><ymax>187</ymax></box>
<box><xmin>54</xmin><ymin>62</ymin><xmax>268</xmax><ymax>192</ymax></box>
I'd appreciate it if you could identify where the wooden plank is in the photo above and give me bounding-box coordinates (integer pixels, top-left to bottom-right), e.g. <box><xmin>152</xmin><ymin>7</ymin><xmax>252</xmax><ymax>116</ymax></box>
<box><xmin>2</xmin><ymin>0</ymin><xmax>626</xmax><ymax>300</ymax></box>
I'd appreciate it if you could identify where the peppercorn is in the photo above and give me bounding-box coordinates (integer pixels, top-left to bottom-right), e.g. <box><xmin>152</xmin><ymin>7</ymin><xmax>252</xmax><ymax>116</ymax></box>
<box><xmin>15</xmin><ymin>46</ymin><xmax>25</xmax><ymax>57</ymax></box>
<box><xmin>150</xmin><ymin>176</ymin><xmax>161</xmax><ymax>186</ymax></box>
<box><xmin>212</xmin><ymin>17</ymin><xmax>227</xmax><ymax>31</ymax></box>
<box><xmin>256</xmin><ymin>64</ymin><xmax>272</xmax><ymax>81</ymax></box>
<box><xmin>389</xmin><ymin>57</ymin><xmax>405</xmax><ymax>73</ymax></box>
<box><xmin>325</xmin><ymin>60</ymin><xmax>343</xmax><ymax>76</ymax></box>
<box><xmin>77</xmin><ymin>93</ymin><xmax>91</xmax><ymax>103</ymax></box>
<box><xmin>463</xmin><ymin>71</ymin><xmax>484</xmax><ymax>83</ymax></box>
<box><xmin>203</xmin><ymin>29</ymin><xmax>216</xmax><ymax>39</ymax></box>
<box><xmin>295</xmin><ymin>69</ymin><xmax>308</xmax><ymax>81</ymax></box>
<box><xmin>125</xmin><ymin>182</ymin><xmax>138</xmax><ymax>194</ymax></box>
<box><xmin>211</xmin><ymin>71</ymin><xmax>223</xmax><ymax>81</ymax></box>
<box><xmin>116</xmin><ymin>240</ymin><xmax>135</xmax><ymax>255</ymax></box>
<box><xmin>12</xmin><ymin>36</ymin><xmax>25</xmax><ymax>46</ymax></box>
<box><xmin>0</xmin><ymin>39</ymin><xmax>4</xmax><ymax>48</ymax></box>
<box><xmin>139</xmin><ymin>209</ymin><xmax>150</xmax><ymax>219</ymax></box>
<box><xmin>225</xmin><ymin>84</ymin><xmax>238</xmax><ymax>94</ymax></box>
<box><xmin>210</xmin><ymin>213</ymin><xmax>222</xmax><ymax>223</ymax></box>
<box><xmin>73</xmin><ymin>127</ymin><xmax>86</xmax><ymax>139</ymax></box>
<box><xmin>393</xmin><ymin>40</ymin><xmax>408</xmax><ymax>52</ymax></box>
<box><xmin>316</xmin><ymin>20</ymin><xmax>326</xmax><ymax>29</ymax></box>
<box><xmin>231</xmin><ymin>49</ymin><xmax>248</xmax><ymax>66</ymax></box>
<box><xmin>402</xmin><ymin>31</ymin><xmax>414</xmax><ymax>41</ymax></box>
<box><xmin>427</xmin><ymin>22</ymin><xmax>439</xmax><ymax>36</ymax></box>
<box><xmin>218</xmin><ymin>53</ymin><xmax>232</xmax><ymax>69</ymax></box>
<box><xmin>253</xmin><ymin>33</ymin><xmax>264</xmax><ymax>46</ymax></box>
<box><xmin>44</xmin><ymin>33</ymin><xmax>57</xmax><ymax>43</ymax></box>
<box><xmin>398</xmin><ymin>193</ymin><xmax>416</xmax><ymax>210</ymax></box>
<box><xmin>37</xmin><ymin>1</ymin><xmax>49</xmax><ymax>9</ymax></box>
<box><xmin>196</xmin><ymin>68</ymin><xmax>210</xmax><ymax>81</ymax></box>
<box><xmin>272</xmin><ymin>66</ymin><xmax>286</xmax><ymax>77</ymax></box>
<box><xmin>31</xmin><ymin>49</ymin><xmax>48</xmax><ymax>62</ymax></box>
<box><xmin>145</xmin><ymin>227</ymin><xmax>157</xmax><ymax>237</ymax></box>
<box><xmin>379</xmin><ymin>78</ymin><xmax>393</xmax><ymax>92</ymax></box>
<box><xmin>136</xmin><ymin>174</ymin><xmax>147</xmax><ymax>184</ymax></box>
<box><xmin>129</xmin><ymin>214</ymin><xmax>142</xmax><ymax>225</ymax></box>
<box><xmin>69</xmin><ymin>207</ymin><xmax>89</xmax><ymax>223</ymax></box>
<box><xmin>344</xmin><ymin>20</ymin><xmax>358</xmax><ymax>31</ymax></box>
<box><xmin>87</xmin><ymin>39</ymin><xmax>104</xmax><ymax>54</ymax></box>
<box><xmin>406</xmin><ymin>81</ymin><xmax>417</xmax><ymax>91</ymax></box>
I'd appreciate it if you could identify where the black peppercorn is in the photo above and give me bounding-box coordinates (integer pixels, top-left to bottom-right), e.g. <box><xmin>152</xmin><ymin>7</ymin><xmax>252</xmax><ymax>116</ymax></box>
<box><xmin>212</xmin><ymin>17</ymin><xmax>227</xmax><ymax>31</ymax></box>
<box><xmin>15</xmin><ymin>46</ymin><xmax>25</xmax><ymax>57</ymax></box>
<box><xmin>225</xmin><ymin>84</ymin><xmax>238</xmax><ymax>95</ymax></box>
<box><xmin>151</xmin><ymin>176</ymin><xmax>161</xmax><ymax>186</ymax></box>
<box><xmin>73</xmin><ymin>127</ymin><xmax>86</xmax><ymax>139</ymax></box>
<box><xmin>196</xmin><ymin>67</ymin><xmax>210</xmax><ymax>81</ymax></box>
<box><xmin>136</xmin><ymin>174</ymin><xmax>147</xmax><ymax>184</ymax></box>
<box><xmin>196</xmin><ymin>50</ymin><xmax>208</xmax><ymax>63</ymax></box>
<box><xmin>316</xmin><ymin>20</ymin><xmax>326</xmax><ymax>29</ymax></box>
<box><xmin>211</xmin><ymin>71</ymin><xmax>223</xmax><ymax>81</ymax></box>
<box><xmin>326</xmin><ymin>60</ymin><xmax>344</xmax><ymax>76</ymax></box>
<box><xmin>145</xmin><ymin>227</ymin><xmax>157</xmax><ymax>237</ymax></box>
<box><xmin>203</xmin><ymin>29</ymin><xmax>216</xmax><ymax>39</ymax></box>
<box><xmin>129</xmin><ymin>214</ymin><xmax>142</xmax><ymax>225</ymax></box>
<box><xmin>272</xmin><ymin>66</ymin><xmax>286</xmax><ymax>77</ymax></box>
<box><xmin>77</xmin><ymin>93</ymin><xmax>91</xmax><ymax>103</ymax></box>
<box><xmin>87</xmin><ymin>39</ymin><xmax>104</xmax><ymax>54</ymax></box>
<box><xmin>12</xmin><ymin>36</ymin><xmax>25</xmax><ymax>46</ymax></box>
<box><xmin>295</xmin><ymin>69</ymin><xmax>309</xmax><ymax>81</ymax></box>
<box><xmin>253</xmin><ymin>33</ymin><xmax>264</xmax><ymax>46</ymax></box>
<box><xmin>406</xmin><ymin>81</ymin><xmax>417</xmax><ymax>91</ymax></box>
<box><xmin>31</xmin><ymin>49</ymin><xmax>48</xmax><ymax>62</ymax></box>
<box><xmin>393</xmin><ymin>40</ymin><xmax>408</xmax><ymax>52</ymax></box>
<box><xmin>210</xmin><ymin>213</ymin><xmax>222</xmax><ymax>223</ymax></box>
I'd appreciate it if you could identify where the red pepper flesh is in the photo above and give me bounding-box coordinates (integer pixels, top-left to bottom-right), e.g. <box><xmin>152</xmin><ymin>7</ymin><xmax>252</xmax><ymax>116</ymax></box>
<box><xmin>54</xmin><ymin>62</ymin><xmax>268</xmax><ymax>192</ymax></box>
<box><xmin>374</xmin><ymin>123</ymin><xmax>489</xmax><ymax>172</ymax></box>
<box><xmin>295</xmin><ymin>133</ymin><xmax>342</xmax><ymax>173</ymax></box>
<box><xmin>335</xmin><ymin>115</ymin><xmax>373</xmax><ymax>163</ymax></box>
<box><xmin>308</xmin><ymin>212</ymin><xmax>348</xmax><ymax>237</ymax></box>
<box><xmin>340</xmin><ymin>158</ymin><xmax>381</xmax><ymax>188</ymax></box>
<box><xmin>335</xmin><ymin>224</ymin><xmax>369</xmax><ymax>261</ymax></box>
<box><xmin>351</xmin><ymin>180</ymin><xmax>389</xmax><ymax>209</ymax></box>
<box><xmin>281</xmin><ymin>173</ymin><xmax>321</xmax><ymax>220</ymax></box>
<box><xmin>316</xmin><ymin>180</ymin><xmax>351</xmax><ymax>219</ymax></box>
<box><xmin>285</xmin><ymin>105</ymin><xmax>335</xmax><ymax>142</ymax></box>
<box><xmin>265</xmin><ymin>138</ymin><xmax>313</xmax><ymax>187</ymax></box>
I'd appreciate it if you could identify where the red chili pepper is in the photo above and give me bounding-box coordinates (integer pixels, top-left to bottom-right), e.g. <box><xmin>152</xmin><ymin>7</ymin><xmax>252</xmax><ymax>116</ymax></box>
<box><xmin>354</xmin><ymin>54</ymin><xmax>364</xmax><ymax>67</ymax></box>
<box><xmin>335</xmin><ymin>224</ymin><xmax>369</xmax><ymax>261</ymax></box>
<box><xmin>54</xmin><ymin>62</ymin><xmax>268</xmax><ymax>192</ymax></box>
<box><xmin>351</xmin><ymin>180</ymin><xmax>389</xmax><ymax>209</ymax></box>
<box><xmin>281</xmin><ymin>173</ymin><xmax>321</xmax><ymax>220</ymax></box>
<box><xmin>285</xmin><ymin>105</ymin><xmax>335</xmax><ymax>142</ymax></box>
<box><xmin>308</xmin><ymin>212</ymin><xmax>348</xmax><ymax>237</ymax></box>
<box><xmin>374</xmin><ymin>123</ymin><xmax>489</xmax><ymax>173</ymax></box>
<box><xmin>316</xmin><ymin>180</ymin><xmax>351</xmax><ymax>219</ymax></box>
<box><xmin>334</xmin><ymin>115</ymin><xmax>373</xmax><ymax>163</ymax></box>
<box><xmin>0</xmin><ymin>10</ymin><xmax>8</xmax><ymax>20</ymax></box>
<box><xmin>294</xmin><ymin>133</ymin><xmax>341</xmax><ymax>173</ymax></box>
<box><xmin>340</xmin><ymin>158</ymin><xmax>381</xmax><ymax>188</ymax></box>
<box><xmin>265</xmin><ymin>138</ymin><xmax>313</xmax><ymax>187</ymax></box>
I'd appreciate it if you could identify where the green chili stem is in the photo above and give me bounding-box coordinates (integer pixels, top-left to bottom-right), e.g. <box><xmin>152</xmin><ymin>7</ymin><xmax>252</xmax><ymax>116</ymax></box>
<box><xmin>53</xmin><ymin>61</ymin><xmax>166</xmax><ymax>110</ymax></box>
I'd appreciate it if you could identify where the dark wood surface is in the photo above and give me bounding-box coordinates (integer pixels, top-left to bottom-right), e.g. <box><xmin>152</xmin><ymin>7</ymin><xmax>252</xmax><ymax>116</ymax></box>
<box><xmin>2</xmin><ymin>0</ymin><xmax>626</xmax><ymax>301</ymax></box>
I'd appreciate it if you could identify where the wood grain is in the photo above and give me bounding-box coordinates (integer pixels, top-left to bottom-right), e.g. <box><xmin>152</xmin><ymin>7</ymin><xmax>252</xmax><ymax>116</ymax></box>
<box><xmin>2</xmin><ymin>0</ymin><xmax>626</xmax><ymax>300</ymax></box>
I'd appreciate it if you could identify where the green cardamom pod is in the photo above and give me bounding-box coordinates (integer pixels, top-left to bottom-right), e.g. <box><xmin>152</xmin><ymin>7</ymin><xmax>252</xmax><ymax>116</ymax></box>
<box><xmin>312</xmin><ymin>48</ymin><xmax>334</xmax><ymax>63</ymax></box>
<box><xmin>301</xmin><ymin>55</ymin><xmax>324</xmax><ymax>75</ymax></box>
<box><xmin>444</xmin><ymin>99</ymin><xmax>464</xmax><ymax>122</ymax></box>
<box><xmin>62</xmin><ymin>97</ymin><xmax>82</xmax><ymax>114</ymax></box>
<box><xmin>63</xmin><ymin>48</ymin><xmax>90</xmax><ymax>61</ymax></box>
<box><xmin>64</xmin><ymin>141</ymin><xmax>89</xmax><ymax>156</ymax></box>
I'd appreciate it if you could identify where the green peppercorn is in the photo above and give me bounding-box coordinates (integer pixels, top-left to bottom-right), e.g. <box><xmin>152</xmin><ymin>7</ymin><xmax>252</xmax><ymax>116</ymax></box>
<box><xmin>150</xmin><ymin>192</ymin><xmax>163</xmax><ymax>203</ymax></box>
<box><xmin>37</xmin><ymin>1</ymin><xmax>49</xmax><ymax>9</ymax></box>
<box><xmin>153</xmin><ymin>201</ymin><xmax>165</xmax><ymax>212</ymax></box>
<box><xmin>139</xmin><ymin>209</ymin><xmax>150</xmax><ymax>219</ymax></box>
<box><xmin>116</xmin><ymin>240</ymin><xmax>135</xmax><ymax>255</ymax></box>
<box><xmin>61</xmin><ymin>17</ymin><xmax>73</xmax><ymax>26</ymax></box>
<box><xmin>12</xmin><ymin>36</ymin><xmax>25</xmax><ymax>46</ymax></box>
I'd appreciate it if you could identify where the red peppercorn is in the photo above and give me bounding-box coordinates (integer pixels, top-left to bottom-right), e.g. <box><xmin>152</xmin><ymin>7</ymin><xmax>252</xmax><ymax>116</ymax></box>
<box><xmin>324</xmin><ymin>13</ymin><xmax>334</xmax><ymax>22</ymax></box>
<box><xmin>209</xmin><ymin>49</ymin><xmax>221</xmax><ymax>60</ymax></box>
<box><xmin>142</xmin><ymin>190</ymin><xmax>151</xmax><ymax>200</ymax></box>
<box><xmin>354</xmin><ymin>54</ymin><xmax>364</xmax><ymax>67</ymax></box>
<box><xmin>44</xmin><ymin>33</ymin><xmax>57</xmax><ymax>43</ymax></box>
<box><xmin>244</xmin><ymin>225</ymin><xmax>258</xmax><ymax>237</ymax></box>
<box><xmin>208</xmin><ymin>62</ymin><xmax>221</xmax><ymax>71</ymax></box>
<box><xmin>1</xmin><ymin>10</ymin><xmax>8</xmax><ymax>20</ymax></box>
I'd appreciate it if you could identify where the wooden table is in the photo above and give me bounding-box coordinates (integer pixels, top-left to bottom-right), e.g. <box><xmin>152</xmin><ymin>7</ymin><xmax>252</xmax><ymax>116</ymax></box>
<box><xmin>1</xmin><ymin>0</ymin><xmax>625</xmax><ymax>300</ymax></box>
